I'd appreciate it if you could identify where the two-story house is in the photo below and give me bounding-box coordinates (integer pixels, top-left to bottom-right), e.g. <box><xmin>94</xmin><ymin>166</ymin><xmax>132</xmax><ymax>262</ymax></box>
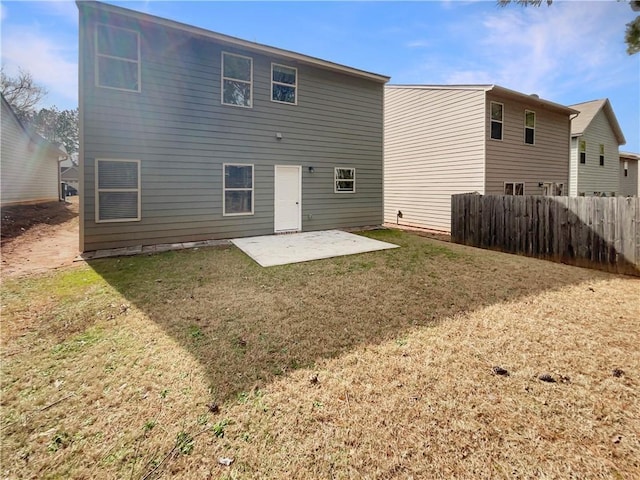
<box><xmin>384</xmin><ymin>85</ymin><xmax>577</xmax><ymax>232</ymax></box>
<box><xmin>619</xmin><ymin>151</ymin><xmax>639</xmax><ymax>197</ymax></box>
<box><xmin>568</xmin><ymin>99</ymin><xmax>626</xmax><ymax>197</ymax></box>
<box><xmin>77</xmin><ymin>1</ymin><xmax>389</xmax><ymax>252</ymax></box>
<box><xmin>1</xmin><ymin>94</ymin><xmax>68</xmax><ymax>207</ymax></box>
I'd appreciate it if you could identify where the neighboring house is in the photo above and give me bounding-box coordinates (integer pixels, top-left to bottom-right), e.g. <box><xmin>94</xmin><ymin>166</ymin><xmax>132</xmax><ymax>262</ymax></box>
<box><xmin>61</xmin><ymin>165</ymin><xmax>79</xmax><ymax>195</ymax></box>
<box><xmin>1</xmin><ymin>94</ymin><xmax>68</xmax><ymax>207</ymax></box>
<box><xmin>78</xmin><ymin>1</ymin><xmax>389</xmax><ymax>252</ymax></box>
<box><xmin>384</xmin><ymin>85</ymin><xmax>577</xmax><ymax>232</ymax></box>
<box><xmin>568</xmin><ymin>99</ymin><xmax>626</xmax><ymax>197</ymax></box>
<box><xmin>619</xmin><ymin>151</ymin><xmax>639</xmax><ymax>197</ymax></box>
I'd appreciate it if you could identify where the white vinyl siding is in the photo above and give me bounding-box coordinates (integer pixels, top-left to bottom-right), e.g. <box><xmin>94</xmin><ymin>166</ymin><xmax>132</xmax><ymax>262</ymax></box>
<box><xmin>95</xmin><ymin>24</ymin><xmax>140</xmax><ymax>92</ymax></box>
<box><xmin>271</xmin><ymin>63</ymin><xmax>297</xmax><ymax>105</ymax></box>
<box><xmin>222</xmin><ymin>52</ymin><xmax>253</xmax><ymax>108</ymax></box>
<box><xmin>0</xmin><ymin>100</ymin><xmax>60</xmax><ymax>206</ymax></box>
<box><xmin>95</xmin><ymin>159</ymin><xmax>141</xmax><ymax>222</ymax></box>
<box><xmin>570</xmin><ymin>109</ymin><xmax>620</xmax><ymax>196</ymax></box>
<box><xmin>384</xmin><ymin>87</ymin><xmax>486</xmax><ymax>232</ymax></box>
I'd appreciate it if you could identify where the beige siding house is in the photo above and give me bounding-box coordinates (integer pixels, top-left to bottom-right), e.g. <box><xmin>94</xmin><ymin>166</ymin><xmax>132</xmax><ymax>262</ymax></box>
<box><xmin>384</xmin><ymin>85</ymin><xmax>576</xmax><ymax>232</ymax></box>
<box><xmin>1</xmin><ymin>95</ymin><xmax>68</xmax><ymax>206</ymax></box>
<box><xmin>619</xmin><ymin>151</ymin><xmax>639</xmax><ymax>197</ymax></box>
<box><xmin>568</xmin><ymin>99</ymin><xmax>626</xmax><ymax>197</ymax></box>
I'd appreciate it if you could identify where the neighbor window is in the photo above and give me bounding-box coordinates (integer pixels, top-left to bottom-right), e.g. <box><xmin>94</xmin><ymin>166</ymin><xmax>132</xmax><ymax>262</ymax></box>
<box><xmin>504</xmin><ymin>182</ymin><xmax>524</xmax><ymax>196</ymax></box>
<box><xmin>96</xmin><ymin>159</ymin><xmax>141</xmax><ymax>222</ymax></box>
<box><xmin>624</xmin><ymin>160</ymin><xmax>629</xmax><ymax>177</ymax></box>
<box><xmin>222</xmin><ymin>52</ymin><xmax>252</xmax><ymax>107</ymax></box>
<box><xmin>96</xmin><ymin>24</ymin><xmax>140</xmax><ymax>92</ymax></box>
<box><xmin>599</xmin><ymin>144</ymin><xmax>605</xmax><ymax>166</ymax></box>
<box><xmin>524</xmin><ymin>110</ymin><xmax>535</xmax><ymax>144</ymax></box>
<box><xmin>271</xmin><ymin>64</ymin><xmax>297</xmax><ymax>104</ymax></box>
<box><xmin>335</xmin><ymin>168</ymin><xmax>355</xmax><ymax>193</ymax></box>
<box><xmin>579</xmin><ymin>140</ymin><xmax>586</xmax><ymax>164</ymax></box>
<box><xmin>223</xmin><ymin>164</ymin><xmax>253</xmax><ymax>215</ymax></box>
<box><xmin>490</xmin><ymin>102</ymin><xmax>503</xmax><ymax>140</ymax></box>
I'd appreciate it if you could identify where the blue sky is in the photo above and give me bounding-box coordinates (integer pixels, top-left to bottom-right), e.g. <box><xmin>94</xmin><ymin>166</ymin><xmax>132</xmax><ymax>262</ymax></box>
<box><xmin>1</xmin><ymin>0</ymin><xmax>639</xmax><ymax>152</ymax></box>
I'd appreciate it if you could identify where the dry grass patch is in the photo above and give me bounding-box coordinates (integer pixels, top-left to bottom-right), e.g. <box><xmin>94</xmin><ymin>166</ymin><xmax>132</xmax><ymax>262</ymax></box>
<box><xmin>1</xmin><ymin>230</ymin><xmax>638</xmax><ymax>479</ymax></box>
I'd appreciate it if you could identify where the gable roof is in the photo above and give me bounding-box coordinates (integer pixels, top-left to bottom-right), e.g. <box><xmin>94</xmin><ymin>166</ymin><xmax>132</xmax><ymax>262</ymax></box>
<box><xmin>386</xmin><ymin>84</ymin><xmax>578</xmax><ymax>116</ymax></box>
<box><xmin>77</xmin><ymin>1</ymin><xmax>390</xmax><ymax>84</ymax></box>
<box><xmin>569</xmin><ymin>99</ymin><xmax>626</xmax><ymax>145</ymax></box>
<box><xmin>1</xmin><ymin>94</ymin><xmax>68</xmax><ymax>159</ymax></box>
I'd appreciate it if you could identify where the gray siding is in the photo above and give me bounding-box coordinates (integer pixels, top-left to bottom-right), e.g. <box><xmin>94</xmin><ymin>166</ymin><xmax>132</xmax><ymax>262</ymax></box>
<box><xmin>619</xmin><ymin>157</ymin><xmax>639</xmax><ymax>197</ymax></box>
<box><xmin>1</xmin><ymin>101</ymin><xmax>60</xmax><ymax>206</ymax></box>
<box><xmin>570</xmin><ymin>109</ymin><xmax>621</xmax><ymax>196</ymax></box>
<box><xmin>384</xmin><ymin>87</ymin><xmax>486</xmax><ymax>232</ymax></box>
<box><xmin>80</xmin><ymin>6</ymin><xmax>384</xmax><ymax>251</ymax></box>
<box><xmin>485</xmin><ymin>93</ymin><xmax>570</xmax><ymax>196</ymax></box>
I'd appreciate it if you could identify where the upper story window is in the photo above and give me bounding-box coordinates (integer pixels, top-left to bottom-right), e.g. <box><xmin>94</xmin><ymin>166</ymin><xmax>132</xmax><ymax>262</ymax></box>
<box><xmin>624</xmin><ymin>160</ymin><xmax>629</xmax><ymax>177</ymax></box>
<box><xmin>96</xmin><ymin>24</ymin><xmax>140</xmax><ymax>92</ymax></box>
<box><xmin>96</xmin><ymin>159</ymin><xmax>141</xmax><ymax>222</ymax></box>
<box><xmin>579</xmin><ymin>140</ymin><xmax>587</xmax><ymax>164</ymax></box>
<box><xmin>335</xmin><ymin>168</ymin><xmax>355</xmax><ymax>193</ymax></box>
<box><xmin>223</xmin><ymin>164</ymin><xmax>254</xmax><ymax>215</ymax></box>
<box><xmin>490</xmin><ymin>102</ymin><xmax>503</xmax><ymax>140</ymax></box>
<box><xmin>524</xmin><ymin>110</ymin><xmax>535</xmax><ymax>145</ymax></box>
<box><xmin>271</xmin><ymin>64</ymin><xmax>297</xmax><ymax>104</ymax></box>
<box><xmin>599</xmin><ymin>144</ymin><xmax>605</xmax><ymax>166</ymax></box>
<box><xmin>504</xmin><ymin>182</ymin><xmax>524</xmax><ymax>196</ymax></box>
<box><xmin>222</xmin><ymin>52</ymin><xmax>252</xmax><ymax>108</ymax></box>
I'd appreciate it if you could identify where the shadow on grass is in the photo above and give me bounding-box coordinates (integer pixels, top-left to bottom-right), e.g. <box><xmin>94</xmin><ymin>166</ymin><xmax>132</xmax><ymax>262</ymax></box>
<box><xmin>88</xmin><ymin>229</ymin><xmax>616</xmax><ymax>404</ymax></box>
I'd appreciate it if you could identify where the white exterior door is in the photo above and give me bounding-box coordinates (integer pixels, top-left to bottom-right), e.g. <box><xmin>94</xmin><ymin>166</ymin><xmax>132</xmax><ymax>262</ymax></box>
<box><xmin>274</xmin><ymin>165</ymin><xmax>301</xmax><ymax>232</ymax></box>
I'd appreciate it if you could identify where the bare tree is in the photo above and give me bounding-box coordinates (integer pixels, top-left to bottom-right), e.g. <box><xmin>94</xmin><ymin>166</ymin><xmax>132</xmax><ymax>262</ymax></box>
<box><xmin>0</xmin><ymin>68</ymin><xmax>48</xmax><ymax>121</ymax></box>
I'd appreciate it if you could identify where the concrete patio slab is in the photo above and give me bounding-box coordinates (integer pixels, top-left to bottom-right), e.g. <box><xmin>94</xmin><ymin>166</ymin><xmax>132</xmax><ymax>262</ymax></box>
<box><xmin>230</xmin><ymin>229</ymin><xmax>399</xmax><ymax>267</ymax></box>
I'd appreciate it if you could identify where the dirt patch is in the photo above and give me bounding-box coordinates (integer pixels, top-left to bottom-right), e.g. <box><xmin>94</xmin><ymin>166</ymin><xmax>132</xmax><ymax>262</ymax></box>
<box><xmin>1</xmin><ymin>198</ymin><xmax>80</xmax><ymax>278</ymax></box>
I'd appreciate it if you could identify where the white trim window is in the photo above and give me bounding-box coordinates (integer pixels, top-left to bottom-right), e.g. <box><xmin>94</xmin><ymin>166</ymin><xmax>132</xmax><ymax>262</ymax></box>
<box><xmin>222</xmin><ymin>52</ymin><xmax>252</xmax><ymax>108</ymax></box>
<box><xmin>223</xmin><ymin>164</ymin><xmax>254</xmax><ymax>215</ymax></box>
<box><xmin>335</xmin><ymin>167</ymin><xmax>355</xmax><ymax>193</ymax></box>
<box><xmin>504</xmin><ymin>181</ymin><xmax>524</xmax><ymax>196</ymax></box>
<box><xmin>524</xmin><ymin>110</ymin><xmax>535</xmax><ymax>145</ymax></box>
<box><xmin>490</xmin><ymin>102</ymin><xmax>504</xmax><ymax>140</ymax></box>
<box><xmin>579</xmin><ymin>140</ymin><xmax>587</xmax><ymax>164</ymax></box>
<box><xmin>271</xmin><ymin>63</ymin><xmax>297</xmax><ymax>104</ymax></box>
<box><xmin>95</xmin><ymin>159</ymin><xmax>141</xmax><ymax>222</ymax></box>
<box><xmin>95</xmin><ymin>24</ymin><xmax>140</xmax><ymax>92</ymax></box>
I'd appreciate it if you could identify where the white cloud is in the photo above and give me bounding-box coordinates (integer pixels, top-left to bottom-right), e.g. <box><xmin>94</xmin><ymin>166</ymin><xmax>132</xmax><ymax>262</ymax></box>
<box><xmin>456</xmin><ymin>1</ymin><xmax>635</xmax><ymax>98</ymax></box>
<box><xmin>1</xmin><ymin>25</ymin><xmax>77</xmax><ymax>108</ymax></box>
<box><xmin>406</xmin><ymin>39</ymin><xmax>431</xmax><ymax>48</ymax></box>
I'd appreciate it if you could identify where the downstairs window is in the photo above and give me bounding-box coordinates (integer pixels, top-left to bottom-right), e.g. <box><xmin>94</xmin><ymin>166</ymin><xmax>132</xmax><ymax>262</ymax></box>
<box><xmin>96</xmin><ymin>159</ymin><xmax>141</xmax><ymax>222</ymax></box>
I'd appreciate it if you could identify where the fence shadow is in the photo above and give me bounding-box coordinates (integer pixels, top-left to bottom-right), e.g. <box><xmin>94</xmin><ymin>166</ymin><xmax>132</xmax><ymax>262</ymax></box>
<box><xmin>452</xmin><ymin>194</ymin><xmax>640</xmax><ymax>277</ymax></box>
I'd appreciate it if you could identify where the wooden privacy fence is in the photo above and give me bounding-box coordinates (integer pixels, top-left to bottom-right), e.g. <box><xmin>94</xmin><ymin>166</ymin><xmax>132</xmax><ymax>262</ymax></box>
<box><xmin>451</xmin><ymin>194</ymin><xmax>640</xmax><ymax>276</ymax></box>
